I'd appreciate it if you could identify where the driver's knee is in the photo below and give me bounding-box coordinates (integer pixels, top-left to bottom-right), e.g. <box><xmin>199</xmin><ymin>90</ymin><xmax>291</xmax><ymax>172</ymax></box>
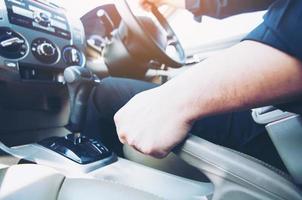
<box><xmin>91</xmin><ymin>77</ymin><xmax>127</xmax><ymax>119</ymax></box>
<box><xmin>85</xmin><ymin>77</ymin><xmax>157</xmax><ymax>155</ymax></box>
<box><xmin>84</xmin><ymin>77</ymin><xmax>130</xmax><ymax>145</ymax></box>
<box><xmin>91</xmin><ymin>77</ymin><xmax>158</xmax><ymax>119</ymax></box>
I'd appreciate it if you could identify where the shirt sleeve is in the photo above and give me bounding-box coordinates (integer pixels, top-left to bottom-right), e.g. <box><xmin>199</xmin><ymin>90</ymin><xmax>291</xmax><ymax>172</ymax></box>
<box><xmin>186</xmin><ymin>0</ymin><xmax>274</xmax><ymax>20</ymax></box>
<box><xmin>244</xmin><ymin>0</ymin><xmax>302</xmax><ymax>62</ymax></box>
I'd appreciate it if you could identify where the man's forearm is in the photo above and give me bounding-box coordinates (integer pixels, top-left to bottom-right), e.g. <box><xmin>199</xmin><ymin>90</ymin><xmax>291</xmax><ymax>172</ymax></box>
<box><xmin>186</xmin><ymin>0</ymin><xmax>274</xmax><ymax>19</ymax></box>
<box><xmin>162</xmin><ymin>41</ymin><xmax>302</xmax><ymax>123</ymax></box>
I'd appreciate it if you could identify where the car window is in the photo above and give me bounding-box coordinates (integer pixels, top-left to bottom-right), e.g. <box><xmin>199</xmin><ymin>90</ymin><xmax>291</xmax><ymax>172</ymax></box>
<box><xmin>167</xmin><ymin>10</ymin><xmax>266</xmax><ymax>52</ymax></box>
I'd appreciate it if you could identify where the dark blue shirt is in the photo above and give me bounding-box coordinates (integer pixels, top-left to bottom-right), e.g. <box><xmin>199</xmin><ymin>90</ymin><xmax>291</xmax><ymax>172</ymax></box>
<box><xmin>186</xmin><ymin>0</ymin><xmax>274</xmax><ymax>19</ymax></box>
<box><xmin>186</xmin><ymin>0</ymin><xmax>302</xmax><ymax>111</ymax></box>
<box><xmin>245</xmin><ymin>0</ymin><xmax>302</xmax><ymax>62</ymax></box>
<box><xmin>186</xmin><ymin>0</ymin><xmax>302</xmax><ymax>62</ymax></box>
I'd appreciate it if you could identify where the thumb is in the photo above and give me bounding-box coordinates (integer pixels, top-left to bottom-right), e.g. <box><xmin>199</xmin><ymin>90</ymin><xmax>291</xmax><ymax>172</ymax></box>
<box><xmin>139</xmin><ymin>0</ymin><xmax>163</xmax><ymax>10</ymax></box>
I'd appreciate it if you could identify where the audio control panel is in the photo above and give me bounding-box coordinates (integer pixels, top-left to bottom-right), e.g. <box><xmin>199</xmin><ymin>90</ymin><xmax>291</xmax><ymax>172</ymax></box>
<box><xmin>0</xmin><ymin>0</ymin><xmax>86</xmax><ymax>82</ymax></box>
<box><xmin>5</xmin><ymin>0</ymin><xmax>71</xmax><ymax>39</ymax></box>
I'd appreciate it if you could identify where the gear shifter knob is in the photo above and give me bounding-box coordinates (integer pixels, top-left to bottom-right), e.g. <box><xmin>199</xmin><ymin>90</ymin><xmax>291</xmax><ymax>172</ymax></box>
<box><xmin>64</xmin><ymin>66</ymin><xmax>95</xmax><ymax>133</ymax></box>
<box><xmin>64</xmin><ymin>66</ymin><xmax>93</xmax><ymax>83</ymax></box>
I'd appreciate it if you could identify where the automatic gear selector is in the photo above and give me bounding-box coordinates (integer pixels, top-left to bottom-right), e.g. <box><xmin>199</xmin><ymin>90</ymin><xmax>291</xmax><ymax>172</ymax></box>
<box><xmin>38</xmin><ymin>134</ymin><xmax>115</xmax><ymax>164</ymax></box>
<box><xmin>38</xmin><ymin>66</ymin><xmax>116</xmax><ymax>165</ymax></box>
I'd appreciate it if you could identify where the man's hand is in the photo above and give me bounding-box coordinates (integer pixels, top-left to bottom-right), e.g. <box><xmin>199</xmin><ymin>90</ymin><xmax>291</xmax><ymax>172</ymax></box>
<box><xmin>114</xmin><ymin>86</ymin><xmax>192</xmax><ymax>158</ymax></box>
<box><xmin>139</xmin><ymin>0</ymin><xmax>185</xmax><ymax>10</ymax></box>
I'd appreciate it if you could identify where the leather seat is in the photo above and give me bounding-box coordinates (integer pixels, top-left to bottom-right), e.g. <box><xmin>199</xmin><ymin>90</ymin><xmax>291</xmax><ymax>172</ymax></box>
<box><xmin>0</xmin><ymin>164</ymin><xmax>162</xmax><ymax>200</ymax></box>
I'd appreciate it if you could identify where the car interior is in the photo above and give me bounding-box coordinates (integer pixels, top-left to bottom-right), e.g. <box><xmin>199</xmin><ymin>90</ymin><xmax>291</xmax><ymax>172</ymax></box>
<box><xmin>0</xmin><ymin>0</ymin><xmax>301</xmax><ymax>199</ymax></box>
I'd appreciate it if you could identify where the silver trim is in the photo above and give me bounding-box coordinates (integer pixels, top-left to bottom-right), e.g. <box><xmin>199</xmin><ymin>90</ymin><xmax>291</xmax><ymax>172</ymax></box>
<box><xmin>0</xmin><ymin>142</ymin><xmax>117</xmax><ymax>174</ymax></box>
<box><xmin>0</xmin><ymin>37</ymin><xmax>24</xmax><ymax>47</ymax></box>
<box><xmin>12</xmin><ymin>5</ymin><xmax>34</xmax><ymax>19</ymax></box>
<box><xmin>252</xmin><ymin>106</ymin><xmax>297</xmax><ymax>124</ymax></box>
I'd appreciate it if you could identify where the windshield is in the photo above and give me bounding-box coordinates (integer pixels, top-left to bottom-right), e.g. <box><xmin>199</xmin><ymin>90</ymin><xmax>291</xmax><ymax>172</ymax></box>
<box><xmin>52</xmin><ymin>0</ymin><xmax>265</xmax><ymax>52</ymax></box>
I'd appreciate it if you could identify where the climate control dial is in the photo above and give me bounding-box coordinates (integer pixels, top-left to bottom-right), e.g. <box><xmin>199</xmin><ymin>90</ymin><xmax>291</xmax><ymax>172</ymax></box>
<box><xmin>0</xmin><ymin>27</ymin><xmax>28</xmax><ymax>59</ymax></box>
<box><xmin>37</xmin><ymin>42</ymin><xmax>56</xmax><ymax>57</ymax></box>
<box><xmin>32</xmin><ymin>38</ymin><xmax>59</xmax><ymax>64</ymax></box>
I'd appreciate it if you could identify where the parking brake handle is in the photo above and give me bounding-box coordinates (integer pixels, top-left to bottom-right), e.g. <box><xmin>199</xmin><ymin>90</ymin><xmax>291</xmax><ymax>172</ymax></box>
<box><xmin>64</xmin><ymin>66</ymin><xmax>95</xmax><ymax>133</ymax></box>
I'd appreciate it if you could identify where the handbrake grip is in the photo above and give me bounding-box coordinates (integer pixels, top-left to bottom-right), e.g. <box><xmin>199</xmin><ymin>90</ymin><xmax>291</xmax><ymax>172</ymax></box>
<box><xmin>173</xmin><ymin>135</ymin><xmax>302</xmax><ymax>200</ymax></box>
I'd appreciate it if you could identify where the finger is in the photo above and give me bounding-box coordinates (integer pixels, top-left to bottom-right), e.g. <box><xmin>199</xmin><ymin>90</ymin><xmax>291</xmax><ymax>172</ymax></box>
<box><xmin>139</xmin><ymin>0</ymin><xmax>153</xmax><ymax>11</ymax></box>
<box><xmin>146</xmin><ymin>148</ymin><xmax>168</xmax><ymax>158</ymax></box>
<box><xmin>131</xmin><ymin>144</ymin><xmax>146</xmax><ymax>155</ymax></box>
<box><xmin>134</xmin><ymin>143</ymin><xmax>168</xmax><ymax>158</ymax></box>
<box><xmin>140</xmin><ymin>0</ymin><xmax>162</xmax><ymax>11</ymax></box>
<box><xmin>115</xmin><ymin>125</ymin><xmax>127</xmax><ymax>144</ymax></box>
<box><xmin>118</xmin><ymin>134</ymin><xmax>127</xmax><ymax>144</ymax></box>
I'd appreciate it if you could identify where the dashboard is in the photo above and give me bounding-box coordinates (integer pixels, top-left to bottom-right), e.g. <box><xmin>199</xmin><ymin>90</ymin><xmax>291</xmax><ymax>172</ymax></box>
<box><xmin>0</xmin><ymin>0</ymin><xmax>90</xmax><ymax>133</ymax></box>
<box><xmin>0</xmin><ymin>0</ymin><xmax>130</xmax><ymax>134</ymax></box>
<box><xmin>0</xmin><ymin>0</ymin><xmax>86</xmax><ymax>82</ymax></box>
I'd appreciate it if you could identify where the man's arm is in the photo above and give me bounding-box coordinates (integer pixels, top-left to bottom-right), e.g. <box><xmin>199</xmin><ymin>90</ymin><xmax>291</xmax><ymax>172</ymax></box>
<box><xmin>140</xmin><ymin>0</ymin><xmax>274</xmax><ymax>19</ymax></box>
<box><xmin>114</xmin><ymin>40</ymin><xmax>302</xmax><ymax>158</ymax></box>
<box><xmin>163</xmin><ymin>41</ymin><xmax>302</xmax><ymax>120</ymax></box>
<box><xmin>187</xmin><ymin>0</ymin><xmax>274</xmax><ymax>19</ymax></box>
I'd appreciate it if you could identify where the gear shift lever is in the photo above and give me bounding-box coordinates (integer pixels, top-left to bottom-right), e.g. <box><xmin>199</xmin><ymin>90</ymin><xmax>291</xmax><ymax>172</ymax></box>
<box><xmin>38</xmin><ymin>66</ymin><xmax>116</xmax><ymax>165</ymax></box>
<box><xmin>64</xmin><ymin>66</ymin><xmax>95</xmax><ymax>133</ymax></box>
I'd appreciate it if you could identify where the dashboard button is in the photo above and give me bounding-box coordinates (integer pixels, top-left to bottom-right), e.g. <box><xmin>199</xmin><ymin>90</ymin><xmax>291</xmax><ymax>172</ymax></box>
<box><xmin>34</xmin><ymin>11</ymin><xmax>51</xmax><ymax>27</ymax></box>
<box><xmin>4</xmin><ymin>61</ymin><xmax>19</xmax><ymax>70</ymax></box>
<box><xmin>1</xmin><ymin>60</ymin><xmax>19</xmax><ymax>73</ymax></box>
<box><xmin>63</xmin><ymin>46</ymin><xmax>84</xmax><ymax>66</ymax></box>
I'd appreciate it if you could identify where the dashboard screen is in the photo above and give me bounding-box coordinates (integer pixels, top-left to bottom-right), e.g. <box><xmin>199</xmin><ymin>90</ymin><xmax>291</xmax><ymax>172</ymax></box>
<box><xmin>5</xmin><ymin>0</ymin><xmax>71</xmax><ymax>39</ymax></box>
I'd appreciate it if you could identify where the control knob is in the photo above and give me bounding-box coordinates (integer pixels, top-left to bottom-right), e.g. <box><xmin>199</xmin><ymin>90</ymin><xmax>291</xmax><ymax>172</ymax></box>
<box><xmin>0</xmin><ymin>27</ymin><xmax>28</xmax><ymax>59</ymax></box>
<box><xmin>34</xmin><ymin>11</ymin><xmax>51</xmax><ymax>27</ymax></box>
<box><xmin>63</xmin><ymin>46</ymin><xmax>84</xmax><ymax>66</ymax></box>
<box><xmin>37</xmin><ymin>42</ymin><xmax>56</xmax><ymax>57</ymax></box>
<box><xmin>31</xmin><ymin>38</ymin><xmax>59</xmax><ymax>64</ymax></box>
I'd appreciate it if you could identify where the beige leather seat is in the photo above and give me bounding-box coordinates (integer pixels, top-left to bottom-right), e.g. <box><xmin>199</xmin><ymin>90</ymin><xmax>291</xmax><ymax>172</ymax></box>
<box><xmin>0</xmin><ymin>164</ymin><xmax>162</xmax><ymax>200</ymax></box>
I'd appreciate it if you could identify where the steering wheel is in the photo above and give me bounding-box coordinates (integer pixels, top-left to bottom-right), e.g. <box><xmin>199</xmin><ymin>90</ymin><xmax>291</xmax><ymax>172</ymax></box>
<box><xmin>114</xmin><ymin>0</ymin><xmax>186</xmax><ymax>68</ymax></box>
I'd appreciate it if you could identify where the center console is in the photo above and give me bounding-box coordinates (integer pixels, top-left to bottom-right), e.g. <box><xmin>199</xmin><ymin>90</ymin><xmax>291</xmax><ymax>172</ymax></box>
<box><xmin>0</xmin><ymin>139</ymin><xmax>213</xmax><ymax>199</ymax></box>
